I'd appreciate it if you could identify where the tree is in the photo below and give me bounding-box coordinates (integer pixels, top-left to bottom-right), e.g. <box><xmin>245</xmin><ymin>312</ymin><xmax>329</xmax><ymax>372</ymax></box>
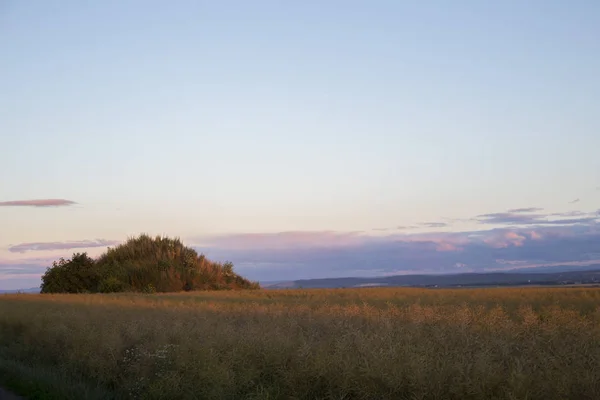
<box><xmin>40</xmin><ymin>253</ymin><xmax>98</xmax><ymax>293</ymax></box>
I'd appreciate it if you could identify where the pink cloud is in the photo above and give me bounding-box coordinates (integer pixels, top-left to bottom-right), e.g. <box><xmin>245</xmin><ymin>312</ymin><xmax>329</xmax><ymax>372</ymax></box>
<box><xmin>505</xmin><ymin>232</ymin><xmax>526</xmax><ymax>246</ymax></box>
<box><xmin>530</xmin><ymin>231</ymin><xmax>543</xmax><ymax>240</ymax></box>
<box><xmin>0</xmin><ymin>199</ymin><xmax>76</xmax><ymax>207</ymax></box>
<box><xmin>483</xmin><ymin>231</ymin><xmax>527</xmax><ymax>248</ymax></box>
<box><xmin>8</xmin><ymin>239</ymin><xmax>120</xmax><ymax>254</ymax></box>
<box><xmin>434</xmin><ymin>242</ymin><xmax>460</xmax><ymax>252</ymax></box>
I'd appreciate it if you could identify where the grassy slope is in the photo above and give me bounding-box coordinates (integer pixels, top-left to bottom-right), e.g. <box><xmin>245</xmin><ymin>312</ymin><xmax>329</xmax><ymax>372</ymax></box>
<box><xmin>1</xmin><ymin>288</ymin><xmax>600</xmax><ymax>399</ymax></box>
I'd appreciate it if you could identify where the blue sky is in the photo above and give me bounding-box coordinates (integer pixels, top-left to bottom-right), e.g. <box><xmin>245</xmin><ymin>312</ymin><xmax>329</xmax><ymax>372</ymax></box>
<box><xmin>1</xmin><ymin>1</ymin><xmax>599</xmax><ymax>289</ymax></box>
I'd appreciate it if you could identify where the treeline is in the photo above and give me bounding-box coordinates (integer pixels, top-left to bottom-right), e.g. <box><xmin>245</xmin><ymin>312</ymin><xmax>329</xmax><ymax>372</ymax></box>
<box><xmin>40</xmin><ymin>234</ymin><xmax>260</xmax><ymax>293</ymax></box>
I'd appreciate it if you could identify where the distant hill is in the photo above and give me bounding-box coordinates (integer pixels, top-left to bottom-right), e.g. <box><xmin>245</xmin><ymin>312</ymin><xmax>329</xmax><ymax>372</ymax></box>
<box><xmin>263</xmin><ymin>266</ymin><xmax>600</xmax><ymax>289</ymax></box>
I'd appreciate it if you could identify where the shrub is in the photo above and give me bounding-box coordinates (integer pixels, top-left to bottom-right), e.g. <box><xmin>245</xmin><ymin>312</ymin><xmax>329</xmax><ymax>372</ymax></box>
<box><xmin>41</xmin><ymin>253</ymin><xmax>98</xmax><ymax>294</ymax></box>
<box><xmin>142</xmin><ymin>283</ymin><xmax>157</xmax><ymax>294</ymax></box>
<box><xmin>98</xmin><ymin>276</ymin><xmax>128</xmax><ymax>293</ymax></box>
<box><xmin>40</xmin><ymin>234</ymin><xmax>260</xmax><ymax>294</ymax></box>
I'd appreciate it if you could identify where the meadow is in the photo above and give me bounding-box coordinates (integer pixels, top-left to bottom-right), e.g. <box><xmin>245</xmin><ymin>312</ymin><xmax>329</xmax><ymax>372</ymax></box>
<box><xmin>1</xmin><ymin>287</ymin><xmax>600</xmax><ymax>400</ymax></box>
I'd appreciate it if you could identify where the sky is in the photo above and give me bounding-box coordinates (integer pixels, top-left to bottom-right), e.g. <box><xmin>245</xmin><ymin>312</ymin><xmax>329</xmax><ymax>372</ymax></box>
<box><xmin>1</xmin><ymin>1</ymin><xmax>599</xmax><ymax>289</ymax></box>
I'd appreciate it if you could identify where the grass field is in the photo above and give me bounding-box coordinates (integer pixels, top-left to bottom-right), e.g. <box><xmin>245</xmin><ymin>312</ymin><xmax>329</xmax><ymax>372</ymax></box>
<box><xmin>1</xmin><ymin>287</ymin><xmax>600</xmax><ymax>399</ymax></box>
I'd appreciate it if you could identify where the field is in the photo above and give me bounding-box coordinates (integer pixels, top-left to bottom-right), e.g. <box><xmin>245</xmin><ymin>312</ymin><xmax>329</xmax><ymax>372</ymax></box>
<box><xmin>1</xmin><ymin>288</ymin><xmax>600</xmax><ymax>400</ymax></box>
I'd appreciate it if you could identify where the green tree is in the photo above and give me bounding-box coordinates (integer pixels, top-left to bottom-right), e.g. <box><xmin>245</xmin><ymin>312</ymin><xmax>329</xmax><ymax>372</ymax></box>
<box><xmin>40</xmin><ymin>253</ymin><xmax>98</xmax><ymax>293</ymax></box>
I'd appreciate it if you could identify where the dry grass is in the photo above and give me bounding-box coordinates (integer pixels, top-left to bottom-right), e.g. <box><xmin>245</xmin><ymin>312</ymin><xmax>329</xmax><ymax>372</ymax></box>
<box><xmin>1</xmin><ymin>287</ymin><xmax>600</xmax><ymax>399</ymax></box>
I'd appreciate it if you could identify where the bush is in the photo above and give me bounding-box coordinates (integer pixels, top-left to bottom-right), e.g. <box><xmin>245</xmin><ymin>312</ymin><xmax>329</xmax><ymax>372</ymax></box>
<box><xmin>40</xmin><ymin>234</ymin><xmax>260</xmax><ymax>294</ymax></box>
<box><xmin>98</xmin><ymin>277</ymin><xmax>128</xmax><ymax>293</ymax></box>
<box><xmin>41</xmin><ymin>253</ymin><xmax>98</xmax><ymax>294</ymax></box>
<box><xmin>142</xmin><ymin>284</ymin><xmax>157</xmax><ymax>294</ymax></box>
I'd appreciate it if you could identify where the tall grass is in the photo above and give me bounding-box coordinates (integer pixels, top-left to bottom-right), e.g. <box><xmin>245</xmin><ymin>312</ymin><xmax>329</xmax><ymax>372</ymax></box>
<box><xmin>1</xmin><ymin>287</ymin><xmax>600</xmax><ymax>399</ymax></box>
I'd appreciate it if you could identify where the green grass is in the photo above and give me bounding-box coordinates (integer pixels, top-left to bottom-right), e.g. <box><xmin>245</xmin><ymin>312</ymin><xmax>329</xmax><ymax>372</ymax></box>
<box><xmin>1</xmin><ymin>287</ymin><xmax>600</xmax><ymax>399</ymax></box>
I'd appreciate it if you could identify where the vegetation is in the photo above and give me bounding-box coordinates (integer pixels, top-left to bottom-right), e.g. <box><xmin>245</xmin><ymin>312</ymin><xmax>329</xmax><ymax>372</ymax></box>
<box><xmin>1</xmin><ymin>287</ymin><xmax>600</xmax><ymax>399</ymax></box>
<box><xmin>40</xmin><ymin>234</ymin><xmax>259</xmax><ymax>293</ymax></box>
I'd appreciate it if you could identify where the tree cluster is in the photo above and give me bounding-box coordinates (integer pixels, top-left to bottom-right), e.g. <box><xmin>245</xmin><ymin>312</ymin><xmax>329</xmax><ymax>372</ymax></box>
<box><xmin>40</xmin><ymin>234</ymin><xmax>260</xmax><ymax>293</ymax></box>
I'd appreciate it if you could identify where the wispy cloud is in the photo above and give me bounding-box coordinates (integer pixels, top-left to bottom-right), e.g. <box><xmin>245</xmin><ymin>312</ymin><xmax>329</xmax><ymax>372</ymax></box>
<box><xmin>551</xmin><ymin>211</ymin><xmax>588</xmax><ymax>217</ymax></box>
<box><xmin>0</xmin><ymin>264</ymin><xmax>47</xmax><ymax>276</ymax></box>
<box><xmin>420</xmin><ymin>222</ymin><xmax>449</xmax><ymax>228</ymax></box>
<box><xmin>476</xmin><ymin>212</ymin><xmax>542</xmax><ymax>225</ymax></box>
<box><xmin>0</xmin><ymin>199</ymin><xmax>76</xmax><ymax>207</ymax></box>
<box><xmin>0</xmin><ymin>262</ymin><xmax>50</xmax><ymax>290</ymax></box>
<box><xmin>507</xmin><ymin>207</ymin><xmax>544</xmax><ymax>213</ymax></box>
<box><xmin>569</xmin><ymin>198</ymin><xmax>581</xmax><ymax>204</ymax></box>
<box><xmin>540</xmin><ymin>217</ymin><xmax>598</xmax><ymax>225</ymax></box>
<box><xmin>476</xmin><ymin>209</ymin><xmax>598</xmax><ymax>226</ymax></box>
<box><xmin>8</xmin><ymin>239</ymin><xmax>120</xmax><ymax>254</ymax></box>
<box><xmin>397</xmin><ymin>226</ymin><xmax>418</xmax><ymax>230</ymax></box>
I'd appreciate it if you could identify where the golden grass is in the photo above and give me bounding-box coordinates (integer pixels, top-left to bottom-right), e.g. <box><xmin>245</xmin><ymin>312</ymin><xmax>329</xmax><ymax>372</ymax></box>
<box><xmin>1</xmin><ymin>287</ymin><xmax>600</xmax><ymax>399</ymax></box>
